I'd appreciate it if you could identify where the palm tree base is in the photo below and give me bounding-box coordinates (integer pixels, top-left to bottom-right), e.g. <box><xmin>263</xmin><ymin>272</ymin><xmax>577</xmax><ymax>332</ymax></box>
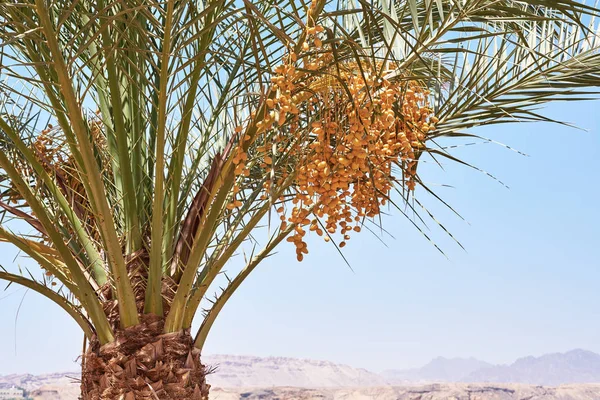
<box><xmin>81</xmin><ymin>314</ymin><xmax>209</xmax><ymax>399</ymax></box>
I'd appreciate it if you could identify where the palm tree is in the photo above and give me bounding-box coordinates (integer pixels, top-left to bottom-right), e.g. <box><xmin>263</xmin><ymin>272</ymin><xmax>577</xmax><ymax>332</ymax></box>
<box><xmin>1</xmin><ymin>0</ymin><xmax>599</xmax><ymax>398</ymax></box>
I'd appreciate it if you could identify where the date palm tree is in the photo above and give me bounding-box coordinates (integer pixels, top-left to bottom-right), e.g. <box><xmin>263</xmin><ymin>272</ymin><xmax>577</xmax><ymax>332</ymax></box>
<box><xmin>1</xmin><ymin>0</ymin><xmax>599</xmax><ymax>398</ymax></box>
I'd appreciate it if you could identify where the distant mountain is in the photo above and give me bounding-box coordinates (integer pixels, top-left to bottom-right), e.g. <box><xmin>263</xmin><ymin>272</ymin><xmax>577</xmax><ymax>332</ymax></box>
<box><xmin>203</xmin><ymin>354</ymin><xmax>388</xmax><ymax>387</ymax></box>
<box><xmin>0</xmin><ymin>356</ymin><xmax>388</xmax><ymax>399</ymax></box>
<box><xmin>0</xmin><ymin>355</ymin><xmax>388</xmax><ymax>392</ymax></box>
<box><xmin>466</xmin><ymin>349</ymin><xmax>600</xmax><ymax>385</ymax></box>
<box><xmin>383</xmin><ymin>349</ymin><xmax>600</xmax><ymax>385</ymax></box>
<box><xmin>2</xmin><ymin>349</ymin><xmax>600</xmax><ymax>398</ymax></box>
<box><xmin>382</xmin><ymin>357</ymin><xmax>493</xmax><ymax>383</ymax></box>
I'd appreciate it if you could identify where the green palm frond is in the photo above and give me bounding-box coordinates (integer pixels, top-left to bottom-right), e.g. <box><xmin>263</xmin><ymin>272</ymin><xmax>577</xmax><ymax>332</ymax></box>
<box><xmin>0</xmin><ymin>0</ymin><xmax>599</xmax><ymax>350</ymax></box>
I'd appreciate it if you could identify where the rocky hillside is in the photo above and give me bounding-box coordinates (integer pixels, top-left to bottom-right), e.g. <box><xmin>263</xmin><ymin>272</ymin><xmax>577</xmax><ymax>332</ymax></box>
<box><xmin>202</xmin><ymin>354</ymin><xmax>388</xmax><ymax>387</ymax></box>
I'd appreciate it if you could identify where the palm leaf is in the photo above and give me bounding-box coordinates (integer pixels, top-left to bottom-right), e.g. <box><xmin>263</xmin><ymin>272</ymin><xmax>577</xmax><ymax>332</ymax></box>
<box><xmin>0</xmin><ymin>0</ymin><xmax>599</xmax><ymax>352</ymax></box>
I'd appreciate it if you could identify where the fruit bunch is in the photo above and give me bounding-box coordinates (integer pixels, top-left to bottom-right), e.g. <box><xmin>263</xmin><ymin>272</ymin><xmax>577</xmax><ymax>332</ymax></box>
<box><xmin>8</xmin><ymin>117</ymin><xmax>110</xmax><ymax>243</ymax></box>
<box><xmin>231</xmin><ymin>2</ymin><xmax>437</xmax><ymax>261</ymax></box>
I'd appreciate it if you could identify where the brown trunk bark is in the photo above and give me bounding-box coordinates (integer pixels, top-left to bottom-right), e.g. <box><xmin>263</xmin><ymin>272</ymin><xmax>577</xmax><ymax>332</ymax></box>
<box><xmin>81</xmin><ymin>314</ymin><xmax>210</xmax><ymax>399</ymax></box>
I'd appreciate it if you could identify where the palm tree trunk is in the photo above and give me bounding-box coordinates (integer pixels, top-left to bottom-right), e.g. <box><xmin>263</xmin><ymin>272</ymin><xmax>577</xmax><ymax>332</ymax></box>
<box><xmin>81</xmin><ymin>314</ymin><xmax>210</xmax><ymax>399</ymax></box>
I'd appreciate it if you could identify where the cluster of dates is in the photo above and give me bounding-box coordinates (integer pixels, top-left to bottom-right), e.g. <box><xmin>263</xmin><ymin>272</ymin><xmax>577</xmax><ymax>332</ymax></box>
<box><xmin>231</xmin><ymin>2</ymin><xmax>437</xmax><ymax>261</ymax></box>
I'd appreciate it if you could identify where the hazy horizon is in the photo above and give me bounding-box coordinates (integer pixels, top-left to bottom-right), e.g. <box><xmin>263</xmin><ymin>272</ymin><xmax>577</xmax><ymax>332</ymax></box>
<box><xmin>1</xmin><ymin>348</ymin><xmax>599</xmax><ymax>377</ymax></box>
<box><xmin>1</xmin><ymin>100</ymin><xmax>599</xmax><ymax>376</ymax></box>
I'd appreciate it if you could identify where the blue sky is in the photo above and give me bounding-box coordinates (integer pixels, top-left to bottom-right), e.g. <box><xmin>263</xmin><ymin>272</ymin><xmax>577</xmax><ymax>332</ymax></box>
<box><xmin>0</xmin><ymin>100</ymin><xmax>599</xmax><ymax>375</ymax></box>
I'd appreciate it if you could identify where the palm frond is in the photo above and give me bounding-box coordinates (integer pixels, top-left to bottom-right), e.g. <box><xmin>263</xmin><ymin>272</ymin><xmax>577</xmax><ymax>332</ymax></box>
<box><xmin>0</xmin><ymin>0</ymin><xmax>599</xmax><ymax>349</ymax></box>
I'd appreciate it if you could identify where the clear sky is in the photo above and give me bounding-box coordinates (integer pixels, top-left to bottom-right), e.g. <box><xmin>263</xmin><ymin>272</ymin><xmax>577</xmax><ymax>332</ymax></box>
<box><xmin>0</xmin><ymin>100</ymin><xmax>599</xmax><ymax>375</ymax></box>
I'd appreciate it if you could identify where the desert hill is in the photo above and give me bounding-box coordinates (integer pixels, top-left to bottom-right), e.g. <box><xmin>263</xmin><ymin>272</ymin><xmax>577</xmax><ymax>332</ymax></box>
<box><xmin>3</xmin><ymin>349</ymin><xmax>600</xmax><ymax>399</ymax></box>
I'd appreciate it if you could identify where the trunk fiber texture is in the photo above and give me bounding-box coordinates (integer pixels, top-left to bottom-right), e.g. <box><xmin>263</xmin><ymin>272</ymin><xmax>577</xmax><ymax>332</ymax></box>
<box><xmin>81</xmin><ymin>314</ymin><xmax>210</xmax><ymax>399</ymax></box>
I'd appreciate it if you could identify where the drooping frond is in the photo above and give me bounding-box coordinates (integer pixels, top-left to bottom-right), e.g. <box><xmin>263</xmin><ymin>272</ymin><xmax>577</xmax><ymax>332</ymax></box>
<box><xmin>0</xmin><ymin>0</ymin><xmax>599</xmax><ymax>348</ymax></box>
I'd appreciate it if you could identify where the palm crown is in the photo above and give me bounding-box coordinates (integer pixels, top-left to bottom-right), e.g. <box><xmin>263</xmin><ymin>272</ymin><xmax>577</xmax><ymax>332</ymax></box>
<box><xmin>1</xmin><ymin>0</ymin><xmax>599</xmax><ymax>398</ymax></box>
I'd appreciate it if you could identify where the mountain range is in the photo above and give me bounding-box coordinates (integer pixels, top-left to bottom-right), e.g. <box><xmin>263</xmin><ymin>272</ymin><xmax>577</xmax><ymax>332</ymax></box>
<box><xmin>2</xmin><ymin>349</ymin><xmax>600</xmax><ymax>399</ymax></box>
<box><xmin>382</xmin><ymin>349</ymin><xmax>600</xmax><ymax>385</ymax></box>
<box><xmin>465</xmin><ymin>349</ymin><xmax>600</xmax><ymax>385</ymax></box>
<box><xmin>204</xmin><ymin>349</ymin><xmax>600</xmax><ymax>386</ymax></box>
<box><xmin>202</xmin><ymin>354</ymin><xmax>389</xmax><ymax>387</ymax></box>
<box><xmin>382</xmin><ymin>356</ymin><xmax>493</xmax><ymax>383</ymax></box>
